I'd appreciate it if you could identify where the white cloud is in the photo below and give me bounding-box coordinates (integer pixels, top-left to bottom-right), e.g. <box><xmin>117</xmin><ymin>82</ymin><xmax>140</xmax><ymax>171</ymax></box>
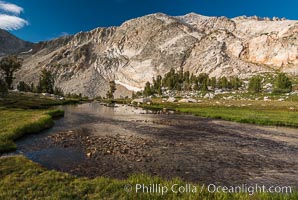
<box><xmin>0</xmin><ymin>1</ymin><xmax>23</xmax><ymax>15</ymax></box>
<box><xmin>0</xmin><ymin>14</ymin><xmax>28</xmax><ymax>30</ymax></box>
<box><xmin>0</xmin><ymin>1</ymin><xmax>28</xmax><ymax>30</ymax></box>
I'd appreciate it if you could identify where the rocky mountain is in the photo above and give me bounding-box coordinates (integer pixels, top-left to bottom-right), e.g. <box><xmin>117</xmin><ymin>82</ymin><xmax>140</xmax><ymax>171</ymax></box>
<box><xmin>0</xmin><ymin>29</ymin><xmax>33</xmax><ymax>56</ymax></box>
<box><xmin>6</xmin><ymin>13</ymin><xmax>298</xmax><ymax>97</ymax></box>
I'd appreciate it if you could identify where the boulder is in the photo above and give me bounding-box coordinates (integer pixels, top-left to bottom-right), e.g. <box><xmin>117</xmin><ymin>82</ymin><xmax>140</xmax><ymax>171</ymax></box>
<box><xmin>42</xmin><ymin>93</ymin><xmax>51</xmax><ymax>97</ymax></box>
<box><xmin>167</xmin><ymin>97</ymin><xmax>177</xmax><ymax>102</ymax></box>
<box><xmin>178</xmin><ymin>98</ymin><xmax>197</xmax><ymax>103</ymax></box>
<box><xmin>264</xmin><ymin>96</ymin><xmax>271</xmax><ymax>101</ymax></box>
<box><xmin>131</xmin><ymin>98</ymin><xmax>152</xmax><ymax>104</ymax></box>
<box><xmin>204</xmin><ymin>93</ymin><xmax>215</xmax><ymax>99</ymax></box>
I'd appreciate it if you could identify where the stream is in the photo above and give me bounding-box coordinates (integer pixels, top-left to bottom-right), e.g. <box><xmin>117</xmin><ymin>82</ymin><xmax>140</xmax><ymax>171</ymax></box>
<box><xmin>6</xmin><ymin>102</ymin><xmax>298</xmax><ymax>188</ymax></box>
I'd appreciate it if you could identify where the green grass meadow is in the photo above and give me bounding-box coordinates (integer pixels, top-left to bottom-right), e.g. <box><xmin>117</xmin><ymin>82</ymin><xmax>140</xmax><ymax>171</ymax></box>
<box><xmin>0</xmin><ymin>156</ymin><xmax>296</xmax><ymax>200</ymax></box>
<box><xmin>0</xmin><ymin>108</ymin><xmax>64</xmax><ymax>152</ymax></box>
<box><xmin>0</xmin><ymin>92</ymin><xmax>69</xmax><ymax>152</ymax></box>
<box><xmin>141</xmin><ymin>99</ymin><xmax>298</xmax><ymax>127</ymax></box>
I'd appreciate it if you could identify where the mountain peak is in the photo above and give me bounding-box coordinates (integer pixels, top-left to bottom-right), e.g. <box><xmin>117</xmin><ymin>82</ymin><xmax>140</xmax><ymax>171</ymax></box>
<box><xmin>0</xmin><ymin>29</ymin><xmax>33</xmax><ymax>56</ymax></box>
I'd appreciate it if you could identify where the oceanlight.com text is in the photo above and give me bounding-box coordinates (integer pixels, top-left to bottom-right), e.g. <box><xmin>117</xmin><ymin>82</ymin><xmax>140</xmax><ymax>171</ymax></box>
<box><xmin>124</xmin><ymin>183</ymin><xmax>293</xmax><ymax>196</ymax></box>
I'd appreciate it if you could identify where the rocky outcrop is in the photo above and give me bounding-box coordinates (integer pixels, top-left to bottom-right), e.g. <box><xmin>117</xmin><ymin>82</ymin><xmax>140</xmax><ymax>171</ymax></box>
<box><xmin>7</xmin><ymin>13</ymin><xmax>298</xmax><ymax>97</ymax></box>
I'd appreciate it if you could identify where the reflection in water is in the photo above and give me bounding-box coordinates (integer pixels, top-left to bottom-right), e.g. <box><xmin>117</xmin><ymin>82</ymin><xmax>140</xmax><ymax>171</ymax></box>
<box><xmin>15</xmin><ymin>103</ymin><xmax>154</xmax><ymax>170</ymax></box>
<box><xmin>26</xmin><ymin>148</ymin><xmax>85</xmax><ymax>171</ymax></box>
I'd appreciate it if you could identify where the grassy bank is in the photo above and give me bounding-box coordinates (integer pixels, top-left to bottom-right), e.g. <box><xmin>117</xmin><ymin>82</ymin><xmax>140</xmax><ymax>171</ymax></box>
<box><xmin>0</xmin><ymin>156</ymin><xmax>296</xmax><ymax>200</ymax></box>
<box><xmin>0</xmin><ymin>108</ymin><xmax>64</xmax><ymax>152</ymax></box>
<box><xmin>141</xmin><ymin>99</ymin><xmax>298</xmax><ymax>128</ymax></box>
<box><xmin>0</xmin><ymin>92</ymin><xmax>68</xmax><ymax>152</ymax></box>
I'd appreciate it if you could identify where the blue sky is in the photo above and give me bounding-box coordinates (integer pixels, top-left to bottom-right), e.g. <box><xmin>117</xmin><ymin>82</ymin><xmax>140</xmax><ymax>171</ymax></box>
<box><xmin>0</xmin><ymin>0</ymin><xmax>297</xmax><ymax>42</ymax></box>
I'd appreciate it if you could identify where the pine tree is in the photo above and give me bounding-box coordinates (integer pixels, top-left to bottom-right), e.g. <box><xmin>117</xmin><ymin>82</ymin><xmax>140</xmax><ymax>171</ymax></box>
<box><xmin>197</xmin><ymin>73</ymin><xmax>209</xmax><ymax>92</ymax></box>
<box><xmin>273</xmin><ymin>73</ymin><xmax>292</xmax><ymax>93</ymax></box>
<box><xmin>36</xmin><ymin>78</ymin><xmax>43</xmax><ymax>93</ymax></box>
<box><xmin>38</xmin><ymin>69</ymin><xmax>55</xmax><ymax>94</ymax></box>
<box><xmin>193</xmin><ymin>77</ymin><xmax>199</xmax><ymax>91</ymax></box>
<box><xmin>132</xmin><ymin>91</ymin><xmax>137</xmax><ymax>99</ymax></box>
<box><xmin>218</xmin><ymin>77</ymin><xmax>229</xmax><ymax>89</ymax></box>
<box><xmin>248</xmin><ymin>75</ymin><xmax>262</xmax><ymax>93</ymax></box>
<box><xmin>54</xmin><ymin>87</ymin><xmax>64</xmax><ymax>96</ymax></box>
<box><xmin>17</xmin><ymin>81</ymin><xmax>32</xmax><ymax>92</ymax></box>
<box><xmin>183</xmin><ymin>71</ymin><xmax>191</xmax><ymax>90</ymax></box>
<box><xmin>143</xmin><ymin>81</ymin><xmax>152</xmax><ymax>97</ymax></box>
<box><xmin>30</xmin><ymin>83</ymin><xmax>37</xmax><ymax>93</ymax></box>
<box><xmin>106</xmin><ymin>80</ymin><xmax>117</xmax><ymax>99</ymax></box>
<box><xmin>210</xmin><ymin>77</ymin><xmax>217</xmax><ymax>90</ymax></box>
<box><xmin>0</xmin><ymin>78</ymin><xmax>8</xmax><ymax>97</ymax></box>
<box><xmin>0</xmin><ymin>56</ymin><xmax>22</xmax><ymax>89</ymax></box>
<box><xmin>156</xmin><ymin>75</ymin><xmax>163</xmax><ymax>95</ymax></box>
<box><xmin>230</xmin><ymin>76</ymin><xmax>242</xmax><ymax>90</ymax></box>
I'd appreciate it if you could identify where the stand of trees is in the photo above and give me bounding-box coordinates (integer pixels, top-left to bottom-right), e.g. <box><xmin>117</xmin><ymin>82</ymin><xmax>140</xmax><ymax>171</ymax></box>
<box><xmin>142</xmin><ymin>69</ymin><xmax>294</xmax><ymax>97</ymax></box>
<box><xmin>16</xmin><ymin>69</ymin><xmax>64</xmax><ymax>96</ymax></box>
<box><xmin>0</xmin><ymin>55</ymin><xmax>65</xmax><ymax>97</ymax></box>
<box><xmin>248</xmin><ymin>73</ymin><xmax>292</xmax><ymax>94</ymax></box>
<box><xmin>143</xmin><ymin>68</ymin><xmax>242</xmax><ymax>97</ymax></box>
